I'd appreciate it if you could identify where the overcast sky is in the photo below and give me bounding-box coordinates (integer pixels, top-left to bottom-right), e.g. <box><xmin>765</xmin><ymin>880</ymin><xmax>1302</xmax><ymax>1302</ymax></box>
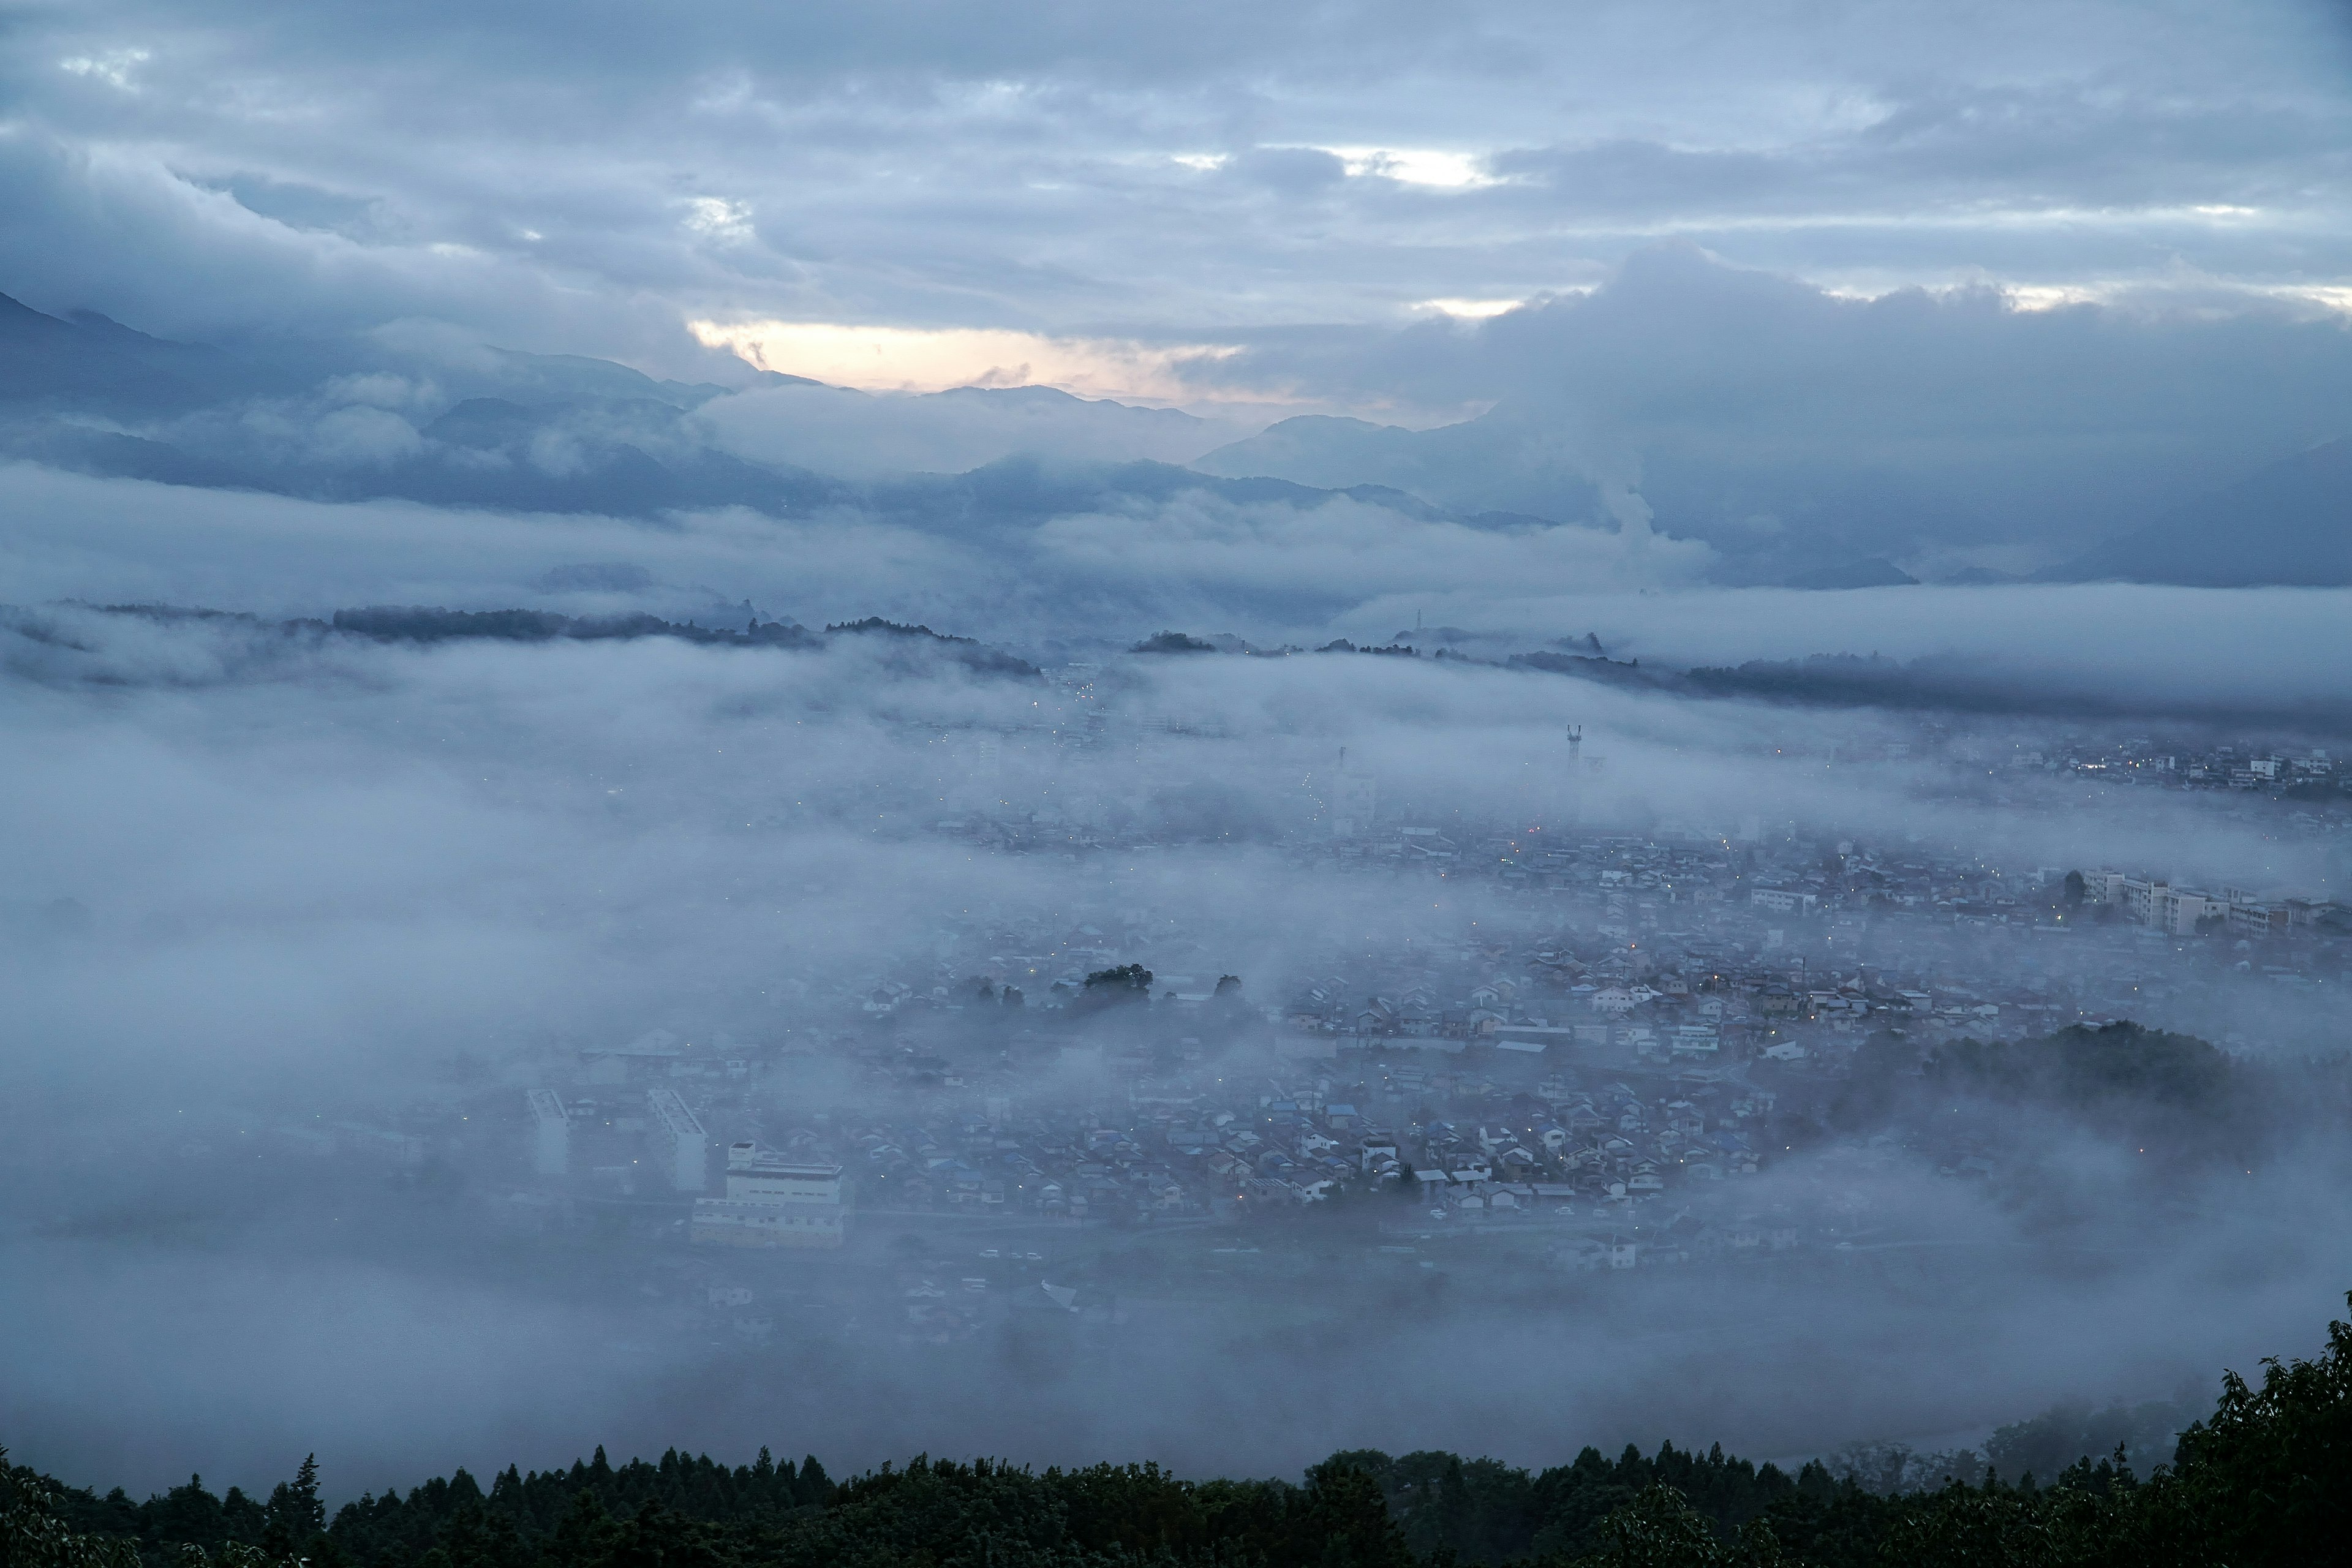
<box><xmin>4</xmin><ymin>0</ymin><xmax>2348</xmax><ymax>401</ymax></box>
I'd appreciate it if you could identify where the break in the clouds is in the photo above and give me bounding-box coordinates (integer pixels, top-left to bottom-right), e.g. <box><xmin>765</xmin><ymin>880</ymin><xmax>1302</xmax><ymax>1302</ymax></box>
<box><xmin>1</xmin><ymin>0</ymin><xmax>2348</xmax><ymax>383</ymax></box>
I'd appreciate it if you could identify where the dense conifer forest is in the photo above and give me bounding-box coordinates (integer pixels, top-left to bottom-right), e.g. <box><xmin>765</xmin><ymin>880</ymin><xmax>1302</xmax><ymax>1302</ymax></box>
<box><xmin>7</xmin><ymin>1292</ymin><xmax>2346</xmax><ymax>1568</ymax></box>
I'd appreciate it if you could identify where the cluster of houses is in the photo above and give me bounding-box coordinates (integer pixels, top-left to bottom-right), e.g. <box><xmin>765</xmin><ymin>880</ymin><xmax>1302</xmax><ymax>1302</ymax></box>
<box><xmin>792</xmin><ymin>785</ymin><xmax>2348</xmax><ymax>1077</ymax></box>
<box><xmin>509</xmin><ymin>807</ymin><xmax>2348</xmax><ymax>1248</ymax></box>
<box><xmin>478</xmin><ymin>720</ymin><xmax>2348</xmax><ymax>1289</ymax></box>
<box><xmin>587</xmin><ymin>1043</ymin><xmax>1801</xmax><ymax>1234</ymax></box>
<box><xmin>1359</xmin><ymin>1064</ymin><xmax>1777</xmax><ymax>1223</ymax></box>
<box><xmin>2054</xmin><ymin>739</ymin><xmax>2337</xmax><ymax>794</ymax></box>
<box><xmin>518</xmin><ymin>823</ymin><xmax>2346</xmax><ymax>1237</ymax></box>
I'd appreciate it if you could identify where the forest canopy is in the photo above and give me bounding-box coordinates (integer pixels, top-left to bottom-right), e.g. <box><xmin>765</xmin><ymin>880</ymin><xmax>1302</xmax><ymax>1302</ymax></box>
<box><xmin>7</xmin><ymin>1292</ymin><xmax>2348</xmax><ymax>1568</ymax></box>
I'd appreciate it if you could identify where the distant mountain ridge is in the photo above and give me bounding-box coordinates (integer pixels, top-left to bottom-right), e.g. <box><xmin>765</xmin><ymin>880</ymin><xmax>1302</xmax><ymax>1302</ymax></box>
<box><xmin>1782</xmin><ymin>557</ymin><xmax>1917</xmax><ymax>590</ymax></box>
<box><xmin>0</xmin><ymin>291</ymin><xmax>1506</xmax><ymax>537</ymax></box>
<box><xmin>1191</xmin><ymin>409</ymin><xmax>1603</xmax><ymax>524</ymax></box>
<box><xmin>0</xmin><ymin>291</ymin><xmax>259</xmax><ymax>412</ymax></box>
<box><xmin>1</xmin><ymin>601</ymin><xmax>1044</xmax><ymax>680</ymax></box>
<box><xmin>2053</xmin><ymin>437</ymin><xmax>2352</xmax><ymax>587</ymax></box>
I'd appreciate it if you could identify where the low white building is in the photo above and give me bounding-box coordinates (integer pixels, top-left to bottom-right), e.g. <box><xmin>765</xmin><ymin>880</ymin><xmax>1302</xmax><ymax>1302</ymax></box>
<box><xmin>692</xmin><ymin>1142</ymin><xmax>846</xmax><ymax>1249</ymax></box>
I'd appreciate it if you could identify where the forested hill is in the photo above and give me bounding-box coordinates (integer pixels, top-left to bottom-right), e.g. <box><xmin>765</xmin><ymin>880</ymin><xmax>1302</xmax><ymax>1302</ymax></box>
<box><xmin>7</xmin><ymin>1293</ymin><xmax>2350</xmax><ymax>1568</ymax></box>
<box><xmin>2</xmin><ymin>601</ymin><xmax>1046</xmax><ymax>680</ymax></box>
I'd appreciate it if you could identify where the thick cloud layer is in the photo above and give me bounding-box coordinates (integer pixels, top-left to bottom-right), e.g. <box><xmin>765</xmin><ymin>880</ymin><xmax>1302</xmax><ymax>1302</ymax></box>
<box><xmin>2</xmin><ymin>1</ymin><xmax>2347</xmax><ymax>363</ymax></box>
<box><xmin>1193</xmin><ymin>248</ymin><xmax>2352</xmax><ymax>570</ymax></box>
<box><xmin>7</xmin><ymin>2</ymin><xmax>2352</xmax><ymax>581</ymax></box>
<box><xmin>17</xmin><ymin>246</ymin><xmax>2352</xmax><ymax>586</ymax></box>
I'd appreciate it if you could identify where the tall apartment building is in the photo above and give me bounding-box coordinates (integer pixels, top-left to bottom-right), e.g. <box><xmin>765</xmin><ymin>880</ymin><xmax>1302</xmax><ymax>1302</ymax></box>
<box><xmin>2076</xmin><ymin>869</ymin><xmax>2128</xmax><ymax>906</ymax></box>
<box><xmin>2119</xmin><ymin>876</ymin><xmax>2229</xmax><ymax>935</ymax></box>
<box><xmin>646</xmin><ymin>1087</ymin><xmax>708</xmax><ymax>1192</ymax></box>
<box><xmin>527</xmin><ymin>1088</ymin><xmax>570</xmax><ymax>1177</ymax></box>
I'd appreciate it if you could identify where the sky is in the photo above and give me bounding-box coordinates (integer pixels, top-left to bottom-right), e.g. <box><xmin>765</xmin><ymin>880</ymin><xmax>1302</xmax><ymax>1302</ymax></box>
<box><xmin>2</xmin><ymin>1</ymin><xmax>2349</xmax><ymax>404</ymax></box>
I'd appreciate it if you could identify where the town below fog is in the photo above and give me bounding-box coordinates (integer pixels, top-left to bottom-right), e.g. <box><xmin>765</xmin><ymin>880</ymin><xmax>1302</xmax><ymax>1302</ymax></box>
<box><xmin>38</xmin><ymin>669</ymin><xmax>2338</xmax><ymax>1387</ymax></box>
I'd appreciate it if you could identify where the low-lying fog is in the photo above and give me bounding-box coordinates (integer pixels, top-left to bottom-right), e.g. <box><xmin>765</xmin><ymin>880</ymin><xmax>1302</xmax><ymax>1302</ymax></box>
<box><xmin>2</xmin><ymin>470</ymin><xmax>2348</xmax><ymax>1506</ymax></box>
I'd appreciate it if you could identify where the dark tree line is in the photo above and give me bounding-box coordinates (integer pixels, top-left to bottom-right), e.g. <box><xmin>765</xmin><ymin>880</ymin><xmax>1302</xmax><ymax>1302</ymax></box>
<box><xmin>8</xmin><ymin>1292</ymin><xmax>2348</xmax><ymax>1567</ymax></box>
<box><xmin>69</xmin><ymin>603</ymin><xmax>1045</xmax><ymax>679</ymax></box>
<box><xmin>328</xmin><ymin>608</ymin><xmax>820</xmax><ymax>650</ymax></box>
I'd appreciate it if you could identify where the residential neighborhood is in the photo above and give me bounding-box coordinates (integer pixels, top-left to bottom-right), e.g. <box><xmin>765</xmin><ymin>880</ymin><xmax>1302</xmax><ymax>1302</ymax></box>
<box><xmin>205</xmin><ymin>699</ymin><xmax>2350</xmax><ymax>1358</ymax></box>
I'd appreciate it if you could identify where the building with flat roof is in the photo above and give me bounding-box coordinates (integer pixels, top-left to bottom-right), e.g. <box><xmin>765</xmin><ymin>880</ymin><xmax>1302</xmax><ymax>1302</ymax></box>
<box><xmin>692</xmin><ymin>1142</ymin><xmax>845</xmax><ymax>1248</ymax></box>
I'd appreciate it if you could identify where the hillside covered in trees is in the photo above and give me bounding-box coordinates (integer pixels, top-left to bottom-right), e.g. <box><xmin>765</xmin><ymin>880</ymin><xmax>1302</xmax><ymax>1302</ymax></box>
<box><xmin>7</xmin><ymin>1292</ymin><xmax>2349</xmax><ymax>1568</ymax></box>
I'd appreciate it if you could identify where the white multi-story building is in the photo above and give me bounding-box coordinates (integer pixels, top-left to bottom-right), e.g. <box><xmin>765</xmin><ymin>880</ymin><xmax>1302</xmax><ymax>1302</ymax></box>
<box><xmin>1326</xmin><ymin>753</ymin><xmax>1377</xmax><ymax>839</ymax></box>
<box><xmin>527</xmin><ymin>1088</ymin><xmax>569</xmax><ymax>1177</ymax></box>
<box><xmin>2076</xmin><ymin>869</ymin><xmax>2127</xmax><ymax>906</ymax></box>
<box><xmin>646</xmin><ymin>1088</ymin><xmax>707</xmax><ymax>1192</ymax></box>
<box><xmin>2120</xmin><ymin>877</ymin><xmax>2228</xmax><ymax>935</ymax></box>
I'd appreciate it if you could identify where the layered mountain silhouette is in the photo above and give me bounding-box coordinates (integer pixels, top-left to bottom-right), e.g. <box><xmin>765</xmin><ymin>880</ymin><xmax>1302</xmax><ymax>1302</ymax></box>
<box><xmin>1782</xmin><ymin>557</ymin><xmax>1918</xmax><ymax>590</ymax></box>
<box><xmin>0</xmin><ymin>292</ymin><xmax>263</xmax><ymax>413</ymax></box>
<box><xmin>1194</xmin><ymin>406</ymin><xmax>1996</xmax><ymax>583</ymax></box>
<box><xmin>2052</xmin><ymin>438</ymin><xmax>2352</xmax><ymax>587</ymax></box>
<box><xmin>4</xmin><ymin>288</ymin><xmax>2348</xmax><ymax>586</ymax></box>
